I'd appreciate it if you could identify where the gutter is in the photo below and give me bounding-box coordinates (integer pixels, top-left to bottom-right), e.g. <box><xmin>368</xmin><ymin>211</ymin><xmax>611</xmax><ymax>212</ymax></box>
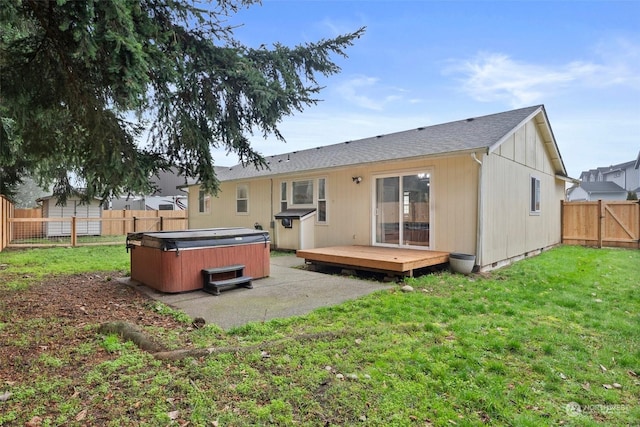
<box><xmin>471</xmin><ymin>152</ymin><xmax>484</xmax><ymax>268</ymax></box>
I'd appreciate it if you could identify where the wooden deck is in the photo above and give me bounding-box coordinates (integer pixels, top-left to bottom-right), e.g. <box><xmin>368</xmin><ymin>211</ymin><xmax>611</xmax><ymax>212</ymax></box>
<box><xmin>296</xmin><ymin>245</ymin><xmax>450</xmax><ymax>277</ymax></box>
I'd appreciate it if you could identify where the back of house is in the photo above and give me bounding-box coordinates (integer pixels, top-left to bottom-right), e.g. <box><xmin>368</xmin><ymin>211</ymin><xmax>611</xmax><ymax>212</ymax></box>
<box><xmin>186</xmin><ymin>105</ymin><xmax>571</xmax><ymax>271</ymax></box>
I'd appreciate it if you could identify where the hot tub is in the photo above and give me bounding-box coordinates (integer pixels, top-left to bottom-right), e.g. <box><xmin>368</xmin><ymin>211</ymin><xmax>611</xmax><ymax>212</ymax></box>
<box><xmin>127</xmin><ymin>228</ymin><xmax>270</xmax><ymax>293</ymax></box>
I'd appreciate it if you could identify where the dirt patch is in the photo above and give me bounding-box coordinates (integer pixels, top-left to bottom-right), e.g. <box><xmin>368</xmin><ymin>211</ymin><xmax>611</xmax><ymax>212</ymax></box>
<box><xmin>0</xmin><ymin>272</ymin><xmax>190</xmax><ymax>419</ymax></box>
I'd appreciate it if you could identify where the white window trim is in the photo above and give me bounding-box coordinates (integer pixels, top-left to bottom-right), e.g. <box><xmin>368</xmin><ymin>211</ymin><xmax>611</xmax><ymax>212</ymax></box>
<box><xmin>280</xmin><ymin>181</ymin><xmax>288</xmax><ymax>212</ymax></box>
<box><xmin>198</xmin><ymin>189</ymin><xmax>210</xmax><ymax>214</ymax></box>
<box><xmin>530</xmin><ymin>175</ymin><xmax>541</xmax><ymax>215</ymax></box>
<box><xmin>236</xmin><ymin>183</ymin><xmax>249</xmax><ymax>215</ymax></box>
<box><xmin>370</xmin><ymin>168</ymin><xmax>434</xmax><ymax>249</ymax></box>
<box><xmin>316</xmin><ymin>177</ymin><xmax>328</xmax><ymax>224</ymax></box>
<box><xmin>291</xmin><ymin>179</ymin><xmax>315</xmax><ymax>208</ymax></box>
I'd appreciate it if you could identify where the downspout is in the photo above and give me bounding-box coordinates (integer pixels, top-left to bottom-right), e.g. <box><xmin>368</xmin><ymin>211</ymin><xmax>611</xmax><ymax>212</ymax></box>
<box><xmin>270</xmin><ymin>179</ymin><xmax>275</xmax><ymax>249</ymax></box>
<box><xmin>471</xmin><ymin>152</ymin><xmax>484</xmax><ymax>269</ymax></box>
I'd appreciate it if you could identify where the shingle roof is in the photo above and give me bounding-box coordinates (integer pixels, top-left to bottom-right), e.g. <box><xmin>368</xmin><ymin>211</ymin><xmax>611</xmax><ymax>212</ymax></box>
<box><xmin>215</xmin><ymin>105</ymin><xmax>549</xmax><ymax>181</ymax></box>
<box><xmin>579</xmin><ymin>181</ymin><xmax>627</xmax><ymax>194</ymax></box>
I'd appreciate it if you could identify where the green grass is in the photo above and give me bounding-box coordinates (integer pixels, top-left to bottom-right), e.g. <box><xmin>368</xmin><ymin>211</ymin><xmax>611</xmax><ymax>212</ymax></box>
<box><xmin>0</xmin><ymin>245</ymin><xmax>130</xmax><ymax>289</ymax></box>
<box><xmin>0</xmin><ymin>245</ymin><xmax>638</xmax><ymax>426</ymax></box>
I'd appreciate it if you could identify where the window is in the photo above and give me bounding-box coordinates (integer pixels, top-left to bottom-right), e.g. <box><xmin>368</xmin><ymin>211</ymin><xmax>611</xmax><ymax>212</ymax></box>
<box><xmin>236</xmin><ymin>184</ymin><xmax>248</xmax><ymax>214</ymax></box>
<box><xmin>198</xmin><ymin>190</ymin><xmax>210</xmax><ymax>213</ymax></box>
<box><xmin>280</xmin><ymin>182</ymin><xmax>288</xmax><ymax>212</ymax></box>
<box><xmin>530</xmin><ymin>176</ymin><xmax>541</xmax><ymax>213</ymax></box>
<box><xmin>317</xmin><ymin>178</ymin><xmax>327</xmax><ymax>223</ymax></box>
<box><xmin>292</xmin><ymin>180</ymin><xmax>313</xmax><ymax>205</ymax></box>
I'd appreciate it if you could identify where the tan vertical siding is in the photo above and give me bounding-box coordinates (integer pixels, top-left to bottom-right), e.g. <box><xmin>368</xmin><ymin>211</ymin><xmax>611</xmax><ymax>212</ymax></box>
<box><xmin>430</xmin><ymin>156</ymin><xmax>478</xmax><ymax>254</ymax></box>
<box><xmin>480</xmin><ymin>123</ymin><xmax>563</xmax><ymax>268</ymax></box>
<box><xmin>188</xmin><ymin>154</ymin><xmax>480</xmax><ymax>252</ymax></box>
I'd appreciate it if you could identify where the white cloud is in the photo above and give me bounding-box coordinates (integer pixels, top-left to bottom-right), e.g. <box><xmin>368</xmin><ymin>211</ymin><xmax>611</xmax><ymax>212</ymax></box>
<box><xmin>335</xmin><ymin>76</ymin><xmax>385</xmax><ymax>110</ymax></box>
<box><xmin>445</xmin><ymin>39</ymin><xmax>640</xmax><ymax>107</ymax></box>
<box><xmin>334</xmin><ymin>75</ymin><xmax>420</xmax><ymax>111</ymax></box>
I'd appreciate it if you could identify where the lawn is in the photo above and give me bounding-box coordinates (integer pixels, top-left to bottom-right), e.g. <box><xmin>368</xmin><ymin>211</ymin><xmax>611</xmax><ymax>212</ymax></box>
<box><xmin>0</xmin><ymin>245</ymin><xmax>638</xmax><ymax>426</ymax></box>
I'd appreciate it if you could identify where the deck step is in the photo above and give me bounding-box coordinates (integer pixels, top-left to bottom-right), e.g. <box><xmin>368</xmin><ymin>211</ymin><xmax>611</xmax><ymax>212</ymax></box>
<box><xmin>201</xmin><ymin>264</ymin><xmax>252</xmax><ymax>296</ymax></box>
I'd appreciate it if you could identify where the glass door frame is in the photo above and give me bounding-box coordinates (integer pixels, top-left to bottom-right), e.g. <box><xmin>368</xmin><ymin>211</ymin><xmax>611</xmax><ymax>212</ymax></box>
<box><xmin>371</xmin><ymin>168</ymin><xmax>434</xmax><ymax>250</ymax></box>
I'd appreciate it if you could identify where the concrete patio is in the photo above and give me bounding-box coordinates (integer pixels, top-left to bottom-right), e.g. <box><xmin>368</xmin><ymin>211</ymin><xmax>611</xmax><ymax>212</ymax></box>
<box><xmin>122</xmin><ymin>255</ymin><xmax>393</xmax><ymax>329</ymax></box>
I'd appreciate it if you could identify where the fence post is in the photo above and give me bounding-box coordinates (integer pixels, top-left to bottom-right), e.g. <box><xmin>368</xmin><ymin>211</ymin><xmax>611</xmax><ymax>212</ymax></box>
<box><xmin>637</xmin><ymin>200</ymin><xmax>640</xmax><ymax>249</ymax></box>
<box><xmin>71</xmin><ymin>216</ymin><xmax>77</xmax><ymax>247</ymax></box>
<box><xmin>133</xmin><ymin>216</ymin><xmax>137</xmax><ymax>232</ymax></box>
<box><xmin>597</xmin><ymin>200</ymin><xmax>603</xmax><ymax>248</ymax></box>
<box><xmin>560</xmin><ymin>200</ymin><xmax>565</xmax><ymax>244</ymax></box>
<box><xmin>160</xmin><ymin>216</ymin><xmax>164</xmax><ymax>231</ymax></box>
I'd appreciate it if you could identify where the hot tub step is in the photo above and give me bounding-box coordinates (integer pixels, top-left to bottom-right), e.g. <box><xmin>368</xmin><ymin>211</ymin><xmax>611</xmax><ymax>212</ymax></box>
<box><xmin>204</xmin><ymin>276</ymin><xmax>253</xmax><ymax>296</ymax></box>
<box><xmin>202</xmin><ymin>265</ymin><xmax>252</xmax><ymax>296</ymax></box>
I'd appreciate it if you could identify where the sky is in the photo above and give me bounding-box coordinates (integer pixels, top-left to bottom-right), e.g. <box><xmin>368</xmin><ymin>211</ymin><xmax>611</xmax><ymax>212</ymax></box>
<box><xmin>210</xmin><ymin>0</ymin><xmax>640</xmax><ymax>179</ymax></box>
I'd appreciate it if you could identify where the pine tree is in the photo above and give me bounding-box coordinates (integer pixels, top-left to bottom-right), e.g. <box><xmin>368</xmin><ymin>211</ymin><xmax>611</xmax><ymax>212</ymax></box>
<box><xmin>0</xmin><ymin>0</ymin><xmax>364</xmax><ymax>203</ymax></box>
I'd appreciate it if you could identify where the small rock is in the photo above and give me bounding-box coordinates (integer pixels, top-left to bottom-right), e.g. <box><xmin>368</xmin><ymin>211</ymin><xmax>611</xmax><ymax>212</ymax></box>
<box><xmin>0</xmin><ymin>391</ymin><xmax>11</xmax><ymax>402</ymax></box>
<box><xmin>603</xmin><ymin>384</ymin><xmax>613</xmax><ymax>389</ymax></box>
<box><xmin>260</xmin><ymin>351</ymin><xmax>271</xmax><ymax>359</ymax></box>
<box><xmin>75</xmin><ymin>409</ymin><xmax>88</xmax><ymax>421</ymax></box>
<box><xmin>335</xmin><ymin>373</ymin><xmax>344</xmax><ymax>380</ymax></box>
<box><xmin>354</xmin><ymin>338</ymin><xmax>362</xmax><ymax>345</ymax></box>
<box><xmin>324</xmin><ymin>365</ymin><xmax>333</xmax><ymax>372</ymax></box>
<box><xmin>559</xmin><ymin>373</ymin><xmax>567</xmax><ymax>380</ymax></box>
<box><xmin>346</xmin><ymin>373</ymin><xmax>358</xmax><ymax>380</ymax></box>
<box><xmin>613</xmin><ymin>383</ymin><xmax>622</xmax><ymax>389</ymax></box>
<box><xmin>167</xmin><ymin>410</ymin><xmax>180</xmax><ymax>420</ymax></box>
<box><xmin>192</xmin><ymin>317</ymin><xmax>206</xmax><ymax>329</ymax></box>
<box><xmin>26</xmin><ymin>416</ymin><xmax>42</xmax><ymax>427</ymax></box>
<box><xmin>594</xmin><ymin>298</ymin><xmax>603</xmax><ymax>303</ymax></box>
<box><xmin>401</xmin><ymin>285</ymin><xmax>414</xmax><ymax>293</ymax></box>
<box><xmin>363</xmin><ymin>374</ymin><xmax>371</xmax><ymax>380</ymax></box>
<box><xmin>359</xmin><ymin>415</ymin><xmax>367</xmax><ymax>422</ymax></box>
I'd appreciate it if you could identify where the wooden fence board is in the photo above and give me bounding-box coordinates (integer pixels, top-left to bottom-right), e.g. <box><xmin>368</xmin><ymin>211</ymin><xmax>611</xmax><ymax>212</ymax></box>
<box><xmin>0</xmin><ymin>196</ymin><xmax>14</xmax><ymax>252</ymax></box>
<box><xmin>102</xmin><ymin>210</ymin><xmax>188</xmax><ymax>234</ymax></box>
<box><xmin>14</xmin><ymin>208</ymin><xmax>44</xmax><ymax>240</ymax></box>
<box><xmin>562</xmin><ymin>200</ymin><xmax>640</xmax><ymax>249</ymax></box>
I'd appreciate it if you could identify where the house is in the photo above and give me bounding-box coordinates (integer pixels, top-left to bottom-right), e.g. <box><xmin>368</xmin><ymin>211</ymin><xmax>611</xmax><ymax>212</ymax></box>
<box><xmin>110</xmin><ymin>195</ymin><xmax>187</xmax><ymax>211</ymax></box>
<box><xmin>186</xmin><ymin>105</ymin><xmax>572</xmax><ymax>271</ymax></box>
<box><xmin>575</xmin><ymin>150</ymin><xmax>640</xmax><ymax>199</ymax></box>
<box><xmin>110</xmin><ymin>168</ymin><xmax>189</xmax><ymax>211</ymax></box>
<box><xmin>566</xmin><ymin>181</ymin><xmax>628</xmax><ymax>201</ymax></box>
<box><xmin>37</xmin><ymin>194</ymin><xmax>102</xmax><ymax>237</ymax></box>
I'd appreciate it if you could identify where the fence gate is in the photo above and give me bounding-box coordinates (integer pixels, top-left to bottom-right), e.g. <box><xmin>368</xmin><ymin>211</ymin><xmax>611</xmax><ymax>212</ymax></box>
<box><xmin>562</xmin><ymin>200</ymin><xmax>640</xmax><ymax>249</ymax></box>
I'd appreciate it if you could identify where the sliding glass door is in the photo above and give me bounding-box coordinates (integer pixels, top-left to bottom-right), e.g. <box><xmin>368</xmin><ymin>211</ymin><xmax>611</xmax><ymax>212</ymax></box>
<box><xmin>374</xmin><ymin>172</ymin><xmax>431</xmax><ymax>248</ymax></box>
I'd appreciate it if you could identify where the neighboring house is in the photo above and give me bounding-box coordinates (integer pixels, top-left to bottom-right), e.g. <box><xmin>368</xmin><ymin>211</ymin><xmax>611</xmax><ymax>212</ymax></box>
<box><xmin>566</xmin><ymin>181</ymin><xmax>628</xmax><ymax>201</ymax></box>
<box><xmin>110</xmin><ymin>195</ymin><xmax>187</xmax><ymax>211</ymax></box>
<box><xmin>37</xmin><ymin>194</ymin><xmax>102</xmax><ymax>237</ymax></box>
<box><xmin>186</xmin><ymin>105</ymin><xmax>572</xmax><ymax>271</ymax></box>
<box><xmin>577</xmin><ymin>150</ymin><xmax>640</xmax><ymax>197</ymax></box>
<box><xmin>110</xmin><ymin>168</ymin><xmax>189</xmax><ymax>211</ymax></box>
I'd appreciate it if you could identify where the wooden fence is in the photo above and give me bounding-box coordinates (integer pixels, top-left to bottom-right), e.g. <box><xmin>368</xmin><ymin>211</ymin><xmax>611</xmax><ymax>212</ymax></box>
<box><xmin>101</xmin><ymin>210</ymin><xmax>188</xmax><ymax>235</ymax></box>
<box><xmin>14</xmin><ymin>207</ymin><xmax>44</xmax><ymax>240</ymax></box>
<box><xmin>6</xmin><ymin>209</ymin><xmax>188</xmax><ymax>248</ymax></box>
<box><xmin>562</xmin><ymin>200</ymin><xmax>640</xmax><ymax>249</ymax></box>
<box><xmin>0</xmin><ymin>196</ymin><xmax>14</xmax><ymax>252</ymax></box>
